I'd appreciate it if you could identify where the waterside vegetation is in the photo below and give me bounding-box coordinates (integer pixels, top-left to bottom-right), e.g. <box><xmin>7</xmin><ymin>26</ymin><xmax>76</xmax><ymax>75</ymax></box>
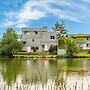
<box><xmin>0</xmin><ymin>28</ymin><xmax>23</xmax><ymax>57</ymax></box>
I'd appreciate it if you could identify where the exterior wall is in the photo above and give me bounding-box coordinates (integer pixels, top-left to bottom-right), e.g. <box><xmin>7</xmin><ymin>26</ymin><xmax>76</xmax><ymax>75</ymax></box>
<box><xmin>41</xmin><ymin>32</ymin><xmax>57</xmax><ymax>51</ymax></box>
<box><xmin>41</xmin><ymin>32</ymin><xmax>57</xmax><ymax>44</ymax></box>
<box><xmin>21</xmin><ymin>27</ymin><xmax>57</xmax><ymax>52</ymax></box>
<box><xmin>85</xmin><ymin>38</ymin><xmax>90</xmax><ymax>50</ymax></box>
<box><xmin>58</xmin><ymin>49</ymin><xmax>66</xmax><ymax>55</ymax></box>
<box><xmin>80</xmin><ymin>37</ymin><xmax>90</xmax><ymax>50</ymax></box>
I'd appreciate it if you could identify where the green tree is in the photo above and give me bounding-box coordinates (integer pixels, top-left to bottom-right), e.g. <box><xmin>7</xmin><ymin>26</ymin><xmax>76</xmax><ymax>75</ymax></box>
<box><xmin>0</xmin><ymin>28</ymin><xmax>23</xmax><ymax>57</ymax></box>
<box><xmin>52</xmin><ymin>21</ymin><xmax>67</xmax><ymax>49</ymax></box>
<box><xmin>52</xmin><ymin>21</ymin><xmax>67</xmax><ymax>36</ymax></box>
<box><xmin>65</xmin><ymin>37</ymin><xmax>78</xmax><ymax>57</ymax></box>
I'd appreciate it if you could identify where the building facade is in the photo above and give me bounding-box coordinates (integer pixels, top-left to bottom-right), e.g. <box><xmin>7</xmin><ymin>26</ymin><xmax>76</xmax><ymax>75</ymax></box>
<box><xmin>21</xmin><ymin>26</ymin><xmax>58</xmax><ymax>52</ymax></box>
<box><xmin>70</xmin><ymin>34</ymin><xmax>90</xmax><ymax>50</ymax></box>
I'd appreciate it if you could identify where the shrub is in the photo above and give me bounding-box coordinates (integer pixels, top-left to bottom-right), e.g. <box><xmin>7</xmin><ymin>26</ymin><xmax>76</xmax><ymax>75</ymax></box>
<box><xmin>65</xmin><ymin>37</ymin><xmax>78</xmax><ymax>57</ymax></box>
<box><xmin>49</xmin><ymin>45</ymin><xmax>57</xmax><ymax>54</ymax></box>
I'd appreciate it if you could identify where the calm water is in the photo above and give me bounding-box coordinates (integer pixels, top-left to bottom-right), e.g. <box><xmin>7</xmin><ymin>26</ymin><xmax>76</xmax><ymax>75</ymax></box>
<box><xmin>0</xmin><ymin>58</ymin><xmax>90</xmax><ymax>90</ymax></box>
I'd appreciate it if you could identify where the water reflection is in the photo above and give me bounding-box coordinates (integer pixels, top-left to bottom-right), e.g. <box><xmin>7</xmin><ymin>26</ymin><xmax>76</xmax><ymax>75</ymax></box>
<box><xmin>0</xmin><ymin>58</ymin><xmax>24</xmax><ymax>86</ymax></box>
<box><xmin>0</xmin><ymin>58</ymin><xmax>89</xmax><ymax>90</ymax></box>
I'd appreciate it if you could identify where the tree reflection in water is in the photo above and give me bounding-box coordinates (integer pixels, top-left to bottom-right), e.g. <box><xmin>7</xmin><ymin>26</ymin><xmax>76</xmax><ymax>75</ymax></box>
<box><xmin>0</xmin><ymin>58</ymin><xmax>24</xmax><ymax>86</ymax></box>
<box><xmin>0</xmin><ymin>58</ymin><xmax>89</xmax><ymax>90</ymax></box>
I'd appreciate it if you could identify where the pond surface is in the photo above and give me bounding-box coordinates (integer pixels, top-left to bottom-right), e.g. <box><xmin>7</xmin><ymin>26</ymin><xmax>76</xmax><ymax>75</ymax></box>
<box><xmin>0</xmin><ymin>58</ymin><xmax>90</xmax><ymax>90</ymax></box>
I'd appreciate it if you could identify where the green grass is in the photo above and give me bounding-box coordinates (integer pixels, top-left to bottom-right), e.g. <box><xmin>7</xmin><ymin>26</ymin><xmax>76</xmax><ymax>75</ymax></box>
<box><xmin>13</xmin><ymin>51</ymin><xmax>90</xmax><ymax>58</ymax></box>
<box><xmin>13</xmin><ymin>52</ymin><xmax>49</xmax><ymax>55</ymax></box>
<box><xmin>75</xmin><ymin>52</ymin><xmax>90</xmax><ymax>58</ymax></box>
<box><xmin>13</xmin><ymin>52</ymin><xmax>57</xmax><ymax>58</ymax></box>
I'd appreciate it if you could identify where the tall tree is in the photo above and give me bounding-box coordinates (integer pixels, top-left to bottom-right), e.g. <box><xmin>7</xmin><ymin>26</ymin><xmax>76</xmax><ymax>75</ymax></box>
<box><xmin>0</xmin><ymin>28</ymin><xmax>23</xmax><ymax>57</ymax></box>
<box><xmin>52</xmin><ymin>21</ymin><xmax>67</xmax><ymax>37</ymax></box>
<box><xmin>52</xmin><ymin>21</ymin><xmax>67</xmax><ymax>48</ymax></box>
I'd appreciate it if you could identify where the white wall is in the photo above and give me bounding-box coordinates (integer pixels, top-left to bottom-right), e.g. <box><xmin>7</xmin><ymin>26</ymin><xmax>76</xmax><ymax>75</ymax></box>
<box><xmin>58</xmin><ymin>49</ymin><xmax>66</xmax><ymax>55</ymax></box>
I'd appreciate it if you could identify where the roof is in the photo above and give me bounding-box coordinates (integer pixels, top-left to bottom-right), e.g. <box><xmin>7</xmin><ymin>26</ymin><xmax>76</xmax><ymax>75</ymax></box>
<box><xmin>69</xmin><ymin>34</ymin><xmax>90</xmax><ymax>38</ymax></box>
<box><xmin>22</xmin><ymin>26</ymin><xmax>48</xmax><ymax>32</ymax></box>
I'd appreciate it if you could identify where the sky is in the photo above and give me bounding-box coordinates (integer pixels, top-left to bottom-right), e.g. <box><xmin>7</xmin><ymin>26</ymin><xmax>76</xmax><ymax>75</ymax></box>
<box><xmin>0</xmin><ymin>0</ymin><xmax>90</xmax><ymax>37</ymax></box>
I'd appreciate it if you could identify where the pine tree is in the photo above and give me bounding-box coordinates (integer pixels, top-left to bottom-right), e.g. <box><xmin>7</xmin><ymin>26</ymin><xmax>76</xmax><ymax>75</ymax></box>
<box><xmin>52</xmin><ymin>21</ymin><xmax>67</xmax><ymax>48</ymax></box>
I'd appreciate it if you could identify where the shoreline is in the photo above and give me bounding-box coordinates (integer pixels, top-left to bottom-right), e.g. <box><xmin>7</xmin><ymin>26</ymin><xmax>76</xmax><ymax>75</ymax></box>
<box><xmin>13</xmin><ymin>54</ymin><xmax>90</xmax><ymax>59</ymax></box>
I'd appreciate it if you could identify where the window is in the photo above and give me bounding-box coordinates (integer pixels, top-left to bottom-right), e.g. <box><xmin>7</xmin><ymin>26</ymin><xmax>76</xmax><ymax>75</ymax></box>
<box><xmin>53</xmin><ymin>36</ymin><xmax>55</xmax><ymax>39</ymax></box>
<box><xmin>87</xmin><ymin>37</ymin><xmax>90</xmax><ymax>40</ymax></box>
<box><xmin>50</xmin><ymin>36</ymin><xmax>55</xmax><ymax>39</ymax></box>
<box><xmin>36</xmin><ymin>47</ymin><xmax>39</xmax><ymax>50</ymax></box>
<box><xmin>27</xmin><ymin>32</ymin><xmax>30</xmax><ymax>35</ymax></box>
<box><xmin>23</xmin><ymin>41</ymin><xmax>26</xmax><ymax>44</ymax></box>
<box><xmin>32</xmin><ymin>39</ymin><xmax>34</xmax><ymax>42</ymax></box>
<box><xmin>87</xmin><ymin>44</ymin><xmax>88</xmax><ymax>47</ymax></box>
<box><xmin>24</xmin><ymin>31</ymin><xmax>30</xmax><ymax>35</ymax></box>
<box><xmin>31</xmin><ymin>47</ymin><xmax>34</xmax><ymax>50</ymax></box>
<box><xmin>23</xmin><ymin>41</ymin><xmax>26</xmax><ymax>46</ymax></box>
<box><xmin>31</xmin><ymin>47</ymin><xmax>39</xmax><ymax>50</ymax></box>
<box><xmin>42</xmin><ymin>45</ymin><xmax>45</xmax><ymax>48</ymax></box>
<box><xmin>34</xmin><ymin>31</ymin><xmax>38</xmax><ymax>34</ymax></box>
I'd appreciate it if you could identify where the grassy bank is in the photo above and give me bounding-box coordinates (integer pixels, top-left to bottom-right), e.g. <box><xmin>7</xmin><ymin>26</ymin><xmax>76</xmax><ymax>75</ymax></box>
<box><xmin>75</xmin><ymin>52</ymin><xmax>90</xmax><ymax>58</ymax></box>
<box><xmin>13</xmin><ymin>52</ymin><xmax>57</xmax><ymax>58</ymax></box>
<box><xmin>13</xmin><ymin>52</ymin><xmax>90</xmax><ymax>58</ymax></box>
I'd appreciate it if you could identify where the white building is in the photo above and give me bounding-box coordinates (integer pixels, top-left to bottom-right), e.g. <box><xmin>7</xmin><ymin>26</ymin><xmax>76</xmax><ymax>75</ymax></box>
<box><xmin>70</xmin><ymin>34</ymin><xmax>90</xmax><ymax>50</ymax></box>
<box><xmin>21</xmin><ymin>27</ymin><xmax>58</xmax><ymax>52</ymax></box>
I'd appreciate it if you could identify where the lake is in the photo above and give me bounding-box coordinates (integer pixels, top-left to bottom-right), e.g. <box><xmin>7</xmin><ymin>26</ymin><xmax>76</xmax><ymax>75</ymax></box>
<box><xmin>0</xmin><ymin>58</ymin><xmax>90</xmax><ymax>90</ymax></box>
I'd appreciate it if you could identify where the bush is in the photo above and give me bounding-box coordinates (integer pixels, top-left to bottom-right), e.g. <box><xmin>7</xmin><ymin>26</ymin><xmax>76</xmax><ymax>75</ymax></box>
<box><xmin>49</xmin><ymin>45</ymin><xmax>57</xmax><ymax>54</ymax></box>
<box><xmin>65</xmin><ymin>37</ymin><xmax>78</xmax><ymax>57</ymax></box>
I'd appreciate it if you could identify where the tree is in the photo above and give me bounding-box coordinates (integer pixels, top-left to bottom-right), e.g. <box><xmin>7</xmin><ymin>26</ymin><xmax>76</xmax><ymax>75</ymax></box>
<box><xmin>0</xmin><ymin>28</ymin><xmax>23</xmax><ymax>57</ymax></box>
<box><xmin>52</xmin><ymin>21</ymin><xmax>67</xmax><ymax>37</ymax></box>
<box><xmin>52</xmin><ymin>21</ymin><xmax>67</xmax><ymax>49</ymax></box>
<box><xmin>65</xmin><ymin>37</ymin><xmax>78</xmax><ymax>57</ymax></box>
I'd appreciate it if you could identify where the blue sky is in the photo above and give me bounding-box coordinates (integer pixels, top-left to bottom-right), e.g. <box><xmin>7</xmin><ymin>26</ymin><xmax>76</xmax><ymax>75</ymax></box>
<box><xmin>0</xmin><ymin>0</ymin><xmax>90</xmax><ymax>37</ymax></box>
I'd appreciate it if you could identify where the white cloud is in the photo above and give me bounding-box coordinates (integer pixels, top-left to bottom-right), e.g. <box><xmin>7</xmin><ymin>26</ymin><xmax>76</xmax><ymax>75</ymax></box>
<box><xmin>45</xmin><ymin>8</ymin><xmax>80</xmax><ymax>22</ymax></box>
<box><xmin>2</xmin><ymin>0</ymin><xmax>90</xmax><ymax>29</ymax></box>
<box><xmin>18</xmin><ymin>10</ymin><xmax>46</xmax><ymax>22</ymax></box>
<box><xmin>16</xmin><ymin>0</ymin><xmax>81</xmax><ymax>23</ymax></box>
<box><xmin>16</xmin><ymin>23</ymin><xmax>28</xmax><ymax>28</ymax></box>
<box><xmin>20</xmin><ymin>0</ymin><xmax>54</xmax><ymax>20</ymax></box>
